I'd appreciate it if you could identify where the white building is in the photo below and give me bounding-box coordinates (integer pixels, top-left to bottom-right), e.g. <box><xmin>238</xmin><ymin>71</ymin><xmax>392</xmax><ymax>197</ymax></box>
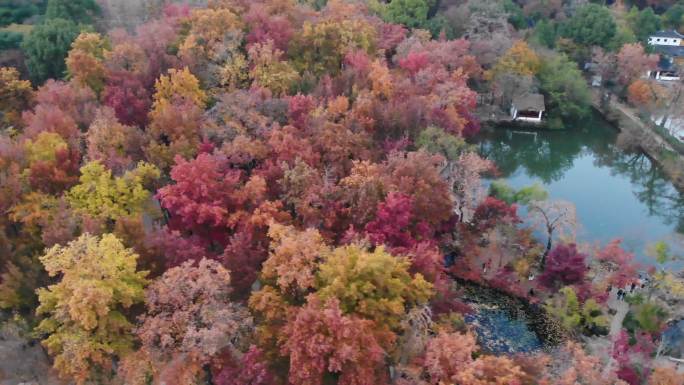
<box><xmin>648</xmin><ymin>31</ymin><xmax>684</xmax><ymax>46</ymax></box>
<box><xmin>648</xmin><ymin>69</ymin><xmax>681</xmax><ymax>81</ymax></box>
<box><xmin>510</xmin><ymin>94</ymin><xmax>545</xmax><ymax>124</ymax></box>
<box><xmin>647</xmin><ymin>31</ymin><xmax>684</xmax><ymax>81</ymax></box>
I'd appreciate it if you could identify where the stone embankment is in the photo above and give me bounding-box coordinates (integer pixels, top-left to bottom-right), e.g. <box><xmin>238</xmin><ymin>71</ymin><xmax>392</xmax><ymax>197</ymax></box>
<box><xmin>591</xmin><ymin>89</ymin><xmax>684</xmax><ymax>191</ymax></box>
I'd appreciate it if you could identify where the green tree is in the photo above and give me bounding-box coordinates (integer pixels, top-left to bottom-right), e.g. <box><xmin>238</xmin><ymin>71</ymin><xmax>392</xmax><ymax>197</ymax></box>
<box><xmin>424</xmin><ymin>14</ymin><xmax>458</xmax><ymax>39</ymax></box>
<box><xmin>45</xmin><ymin>0</ymin><xmax>100</xmax><ymax>24</ymax></box>
<box><xmin>503</xmin><ymin>0</ymin><xmax>526</xmax><ymax>30</ymax></box>
<box><xmin>608</xmin><ymin>23</ymin><xmax>638</xmax><ymax>52</ymax></box>
<box><xmin>627</xmin><ymin>6</ymin><xmax>661</xmax><ymax>43</ymax></box>
<box><xmin>488</xmin><ymin>180</ymin><xmax>517</xmax><ymax>204</ymax></box>
<box><xmin>664</xmin><ymin>4</ymin><xmax>684</xmax><ymax>30</ymax></box>
<box><xmin>624</xmin><ymin>302</ymin><xmax>668</xmax><ymax>334</ymax></box>
<box><xmin>513</xmin><ymin>183</ymin><xmax>549</xmax><ymax>204</ymax></box>
<box><xmin>21</xmin><ymin>18</ymin><xmax>81</xmax><ymax>84</ymax></box>
<box><xmin>580</xmin><ymin>298</ymin><xmax>609</xmax><ymax>335</ymax></box>
<box><xmin>562</xmin><ymin>3</ymin><xmax>616</xmax><ymax>48</ymax></box>
<box><xmin>532</xmin><ymin>20</ymin><xmax>557</xmax><ymax>48</ymax></box>
<box><xmin>546</xmin><ymin>286</ymin><xmax>581</xmax><ymax>331</ymax></box>
<box><xmin>0</xmin><ymin>1</ymin><xmax>45</xmax><ymax>26</ymax></box>
<box><xmin>0</xmin><ymin>30</ymin><xmax>23</xmax><ymax>50</ymax></box>
<box><xmin>538</xmin><ymin>53</ymin><xmax>591</xmax><ymax>125</ymax></box>
<box><xmin>36</xmin><ymin>233</ymin><xmax>148</xmax><ymax>384</ymax></box>
<box><xmin>488</xmin><ymin>180</ymin><xmax>548</xmax><ymax>205</ymax></box>
<box><xmin>385</xmin><ymin>0</ymin><xmax>434</xmax><ymax>29</ymax></box>
<box><xmin>545</xmin><ymin>286</ymin><xmax>607</xmax><ymax>335</ymax></box>
<box><xmin>416</xmin><ymin>126</ymin><xmax>470</xmax><ymax>162</ymax></box>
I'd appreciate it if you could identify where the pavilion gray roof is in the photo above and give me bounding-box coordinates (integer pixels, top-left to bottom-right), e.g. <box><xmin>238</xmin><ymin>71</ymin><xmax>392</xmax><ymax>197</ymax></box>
<box><xmin>512</xmin><ymin>93</ymin><xmax>545</xmax><ymax>112</ymax></box>
<box><xmin>651</xmin><ymin>30</ymin><xmax>684</xmax><ymax>39</ymax></box>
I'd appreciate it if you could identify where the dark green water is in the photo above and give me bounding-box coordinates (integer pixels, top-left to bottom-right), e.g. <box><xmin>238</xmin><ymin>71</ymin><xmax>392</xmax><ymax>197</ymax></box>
<box><xmin>475</xmin><ymin>115</ymin><xmax>684</xmax><ymax>266</ymax></box>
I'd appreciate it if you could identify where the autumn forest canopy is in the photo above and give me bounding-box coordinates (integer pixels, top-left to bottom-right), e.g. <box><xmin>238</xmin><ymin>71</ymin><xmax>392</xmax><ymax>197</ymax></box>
<box><xmin>0</xmin><ymin>0</ymin><xmax>683</xmax><ymax>385</ymax></box>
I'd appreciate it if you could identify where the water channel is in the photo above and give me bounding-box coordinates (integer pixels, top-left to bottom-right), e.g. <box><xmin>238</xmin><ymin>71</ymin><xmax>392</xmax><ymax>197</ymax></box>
<box><xmin>474</xmin><ymin>113</ymin><xmax>684</xmax><ymax>267</ymax></box>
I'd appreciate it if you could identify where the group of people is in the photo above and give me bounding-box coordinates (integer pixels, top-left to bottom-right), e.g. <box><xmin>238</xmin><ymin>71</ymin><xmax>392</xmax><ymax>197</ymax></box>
<box><xmin>609</xmin><ymin>276</ymin><xmax>649</xmax><ymax>301</ymax></box>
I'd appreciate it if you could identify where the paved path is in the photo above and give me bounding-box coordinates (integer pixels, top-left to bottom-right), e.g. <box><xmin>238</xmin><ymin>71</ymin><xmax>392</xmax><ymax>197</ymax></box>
<box><xmin>607</xmin><ymin>290</ymin><xmax>629</xmax><ymax>338</ymax></box>
<box><xmin>600</xmin><ymin>288</ymin><xmax>630</xmax><ymax>376</ymax></box>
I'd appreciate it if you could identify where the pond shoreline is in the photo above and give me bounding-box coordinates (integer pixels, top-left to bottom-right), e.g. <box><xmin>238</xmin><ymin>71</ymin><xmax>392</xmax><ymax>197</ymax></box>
<box><xmin>477</xmin><ymin>94</ymin><xmax>684</xmax><ymax>192</ymax></box>
<box><xmin>590</xmin><ymin>90</ymin><xmax>684</xmax><ymax>191</ymax></box>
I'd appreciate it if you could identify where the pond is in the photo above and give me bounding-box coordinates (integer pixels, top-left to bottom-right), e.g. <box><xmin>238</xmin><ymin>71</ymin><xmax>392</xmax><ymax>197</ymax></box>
<box><xmin>474</xmin><ymin>114</ymin><xmax>684</xmax><ymax>267</ymax></box>
<box><xmin>660</xmin><ymin>319</ymin><xmax>684</xmax><ymax>358</ymax></box>
<box><xmin>464</xmin><ymin>306</ymin><xmax>542</xmax><ymax>354</ymax></box>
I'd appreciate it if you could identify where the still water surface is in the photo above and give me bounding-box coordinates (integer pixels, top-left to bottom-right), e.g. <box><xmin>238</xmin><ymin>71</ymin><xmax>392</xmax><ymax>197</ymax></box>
<box><xmin>475</xmin><ymin>115</ymin><xmax>684</xmax><ymax>266</ymax></box>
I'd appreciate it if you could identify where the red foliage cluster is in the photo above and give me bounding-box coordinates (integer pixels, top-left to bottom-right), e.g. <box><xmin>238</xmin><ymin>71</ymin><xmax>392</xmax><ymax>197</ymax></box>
<box><xmin>212</xmin><ymin>345</ymin><xmax>274</xmax><ymax>385</ymax></box>
<box><xmin>365</xmin><ymin>192</ymin><xmax>422</xmax><ymax>249</ymax></box>
<box><xmin>282</xmin><ymin>296</ymin><xmax>388</xmax><ymax>385</ymax></box>
<box><xmin>103</xmin><ymin>72</ymin><xmax>152</xmax><ymax>127</ymax></box>
<box><xmin>471</xmin><ymin>197</ymin><xmax>519</xmax><ymax>232</ymax></box>
<box><xmin>157</xmin><ymin>154</ymin><xmax>265</xmax><ymax>243</ymax></box>
<box><xmin>539</xmin><ymin>243</ymin><xmax>588</xmax><ymax>288</ymax></box>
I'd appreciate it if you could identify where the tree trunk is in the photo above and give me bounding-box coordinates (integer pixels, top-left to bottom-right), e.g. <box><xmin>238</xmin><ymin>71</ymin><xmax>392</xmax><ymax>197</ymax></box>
<box><xmin>540</xmin><ymin>227</ymin><xmax>553</xmax><ymax>270</ymax></box>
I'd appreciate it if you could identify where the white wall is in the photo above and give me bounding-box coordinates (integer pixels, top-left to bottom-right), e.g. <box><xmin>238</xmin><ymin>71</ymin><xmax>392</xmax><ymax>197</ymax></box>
<box><xmin>512</xmin><ymin>110</ymin><xmax>542</xmax><ymax>123</ymax></box>
<box><xmin>648</xmin><ymin>36</ymin><xmax>682</xmax><ymax>46</ymax></box>
<box><xmin>659</xmin><ymin>74</ymin><xmax>681</xmax><ymax>81</ymax></box>
<box><xmin>648</xmin><ymin>70</ymin><xmax>681</xmax><ymax>81</ymax></box>
<box><xmin>516</xmin><ymin>116</ymin><xmax>543</xmax><ymax>123</ymax></box>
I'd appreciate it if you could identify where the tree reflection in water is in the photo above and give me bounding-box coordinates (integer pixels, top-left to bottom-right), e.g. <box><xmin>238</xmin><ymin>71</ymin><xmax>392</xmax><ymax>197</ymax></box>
<box><xmin>473</xmin><ymin>113</ymin><xmax>684</xmax><ymax>245</ymax></box>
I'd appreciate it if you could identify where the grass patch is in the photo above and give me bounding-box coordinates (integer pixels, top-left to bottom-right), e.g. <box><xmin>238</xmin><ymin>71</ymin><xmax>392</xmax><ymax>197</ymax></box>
<box><xmin>0</xmin><ymin>23</ymin><xmax>33</xmax><ymax>35</ymax></box>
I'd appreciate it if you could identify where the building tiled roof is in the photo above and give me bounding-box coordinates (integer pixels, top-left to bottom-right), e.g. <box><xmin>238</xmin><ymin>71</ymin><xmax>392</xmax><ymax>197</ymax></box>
<box><xmin>653</xmin><ymin>44</ymin><xmax>684</xmax><ymax>58</ymax></box>
<box><xmin>650</xmin><ymin>30</ymin><xmax>684</xmax><ymax>39</ymax></box>
<box><xmin>512</xmin><ymin>94</ymin><xmax>545</xmax><ymax>112</ymax></box>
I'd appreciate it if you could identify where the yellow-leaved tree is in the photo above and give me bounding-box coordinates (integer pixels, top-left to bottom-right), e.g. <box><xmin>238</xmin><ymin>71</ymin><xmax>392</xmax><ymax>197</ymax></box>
<box><xmin>35</xmin><ymin>233</ymin><xmax>148</xmax><ymax>384</ymax></box>
<box><xmin>0</xmin><ymin>66</ymin><xmax>33</xmax><ymax>128</ymax></box>
<box><xmin>24</xmin><ymin>131</ymin><xmax>68</xmax><ymax>164</ymax></box>
<box><xmin>315</xmin><ymin>244</ymin><xmax>433</xmax><ymax>331</ymax></box>
<box><xmin>178</xmin><ymin>7</ymin><xmax>247</xmax><ymax>91</ymax></box>
<box><xmin>151</xmin><ymin>67</ymin><xmax>207</xmax><ymax>111</ymax></box>
<box><xmin>490</xmin><ymin>40</ymin><xmax>541</xmax><ymax>78</ymax></box>
<box><xmin>289</xmin><ymin>18</ymin><xmax>377</xmax><ymax>77</ymax></box>
<box><xmin>247</xmin><ymin>41</ymin><xmax>300</xmax><ymax>96</ymax></box>
<box><xmin>146</xmin><ymin>67</ymin><xmax>207</xmax><ymax>170</ymax></box>
<box><xmin>67</xmin><ymin>160</ymin><xmax>160</xmax><ymax>222</ymax></box>
<box><xmin>66</xmin><ymin>32</ymin><xmax>111</xmax><ymax>95</ymax></box>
